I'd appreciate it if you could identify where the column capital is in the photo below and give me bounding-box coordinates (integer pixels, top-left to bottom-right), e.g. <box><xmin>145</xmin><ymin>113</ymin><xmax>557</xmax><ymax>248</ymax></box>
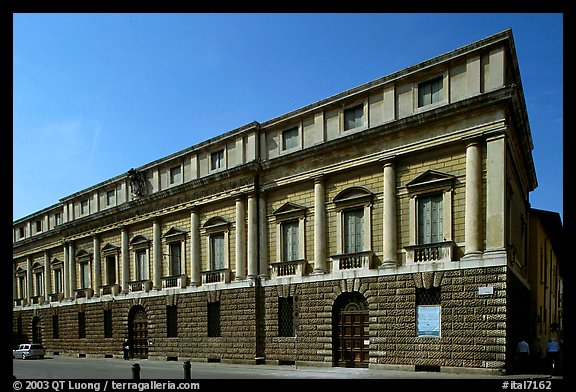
<box><xmin>378</xmin><ymin>154</ymin><xmax>397</xmax><ymax>166</ymax></box>
<box><xmin>311</xmin><ymin>174</ymin><xmax>325</xmax><ymax>183</ymax></box>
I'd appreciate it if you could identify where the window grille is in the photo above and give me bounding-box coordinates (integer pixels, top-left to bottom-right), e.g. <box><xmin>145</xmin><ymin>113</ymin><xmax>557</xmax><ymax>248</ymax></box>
<box><xmin>167</xmin><ymin>305</ymin><xmax>178</xmax><ymax>338</ymax></box>
<box><xmin>416</xmin><ymin>287</ymin><xmax>441</xmax><ymax>305</ymax></box>
<box><xmin>208</xmin><ymin>301</ymin><xmax>221</xmax><ymax>337</ymax></box>
<box><xmin>78</xmin><ymin>312</ymin><xmax>86</xmax><ymax>339</ymax></box>
<box><xmin>52</xmin><ymin>315</ymin><xmax>59</xmax><ymax>339</ymax></box>
<box><xmin>278</xmin><ymin>297</ymin><xmax>294</xmax><ymax>337</ymax></box>
<box><xmin>104</xmin><ymin>309</ymin><xmax>113</xmax><ymax>338</ymax></box>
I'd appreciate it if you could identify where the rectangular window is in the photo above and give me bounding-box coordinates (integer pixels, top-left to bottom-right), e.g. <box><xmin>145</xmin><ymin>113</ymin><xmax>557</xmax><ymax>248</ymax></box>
<box><xmin>282</xmin><ymin>127</ymin><xmax>299</xmax><ymax>151</ymax></box>
<box><xmin>54</xmin><ymin>269</ymin><xmax>62</xmax><ymax>294</ymax></box>
<box><xmin>52</xmin><ymin>315</ymin><xmax>59</xmax><ymax>339</ymax></box>
<box><xmin>55</xmin><ymin>213</ymin><xmax>61</xmax><ymax>226</ymax></box>
<box><xmin>35</xmin><ymin>220</ymin><xmax>42</xmax><ymax>233</ymax></box>
<box><xmin>417</xmin><ymin>194</ymin><xmax>443</xmax><ymax>244</ymax></box>
<box><xmin>211</xmin><ymin>150</ymin><xmax>224</xmax><ymax>171</ymax></box>
<box><xmin>344</xmin><ymin>104</ymin><xmax>364</xmax><ymax>130</ymax></box>
<box><xmin>80</xmin><ymin>262</ymin><xmax>90</xmax><ymax>289</ymax></box>
<box><xmin>418</xmin><ymin>76</ymin><xmax>443</xmax><ymax>107</ymax></box>
<box><xmin>35</xmin><ymin>272</ymin><xmax>44</xmax><ymax>296</ymax></box>
<box><xmin>278</xmin><ymin>296</ymin><xmax>294</xmax><ymax>337</ymax></box>
<box><xmin>344</xmin><ymin>208</ymin><xmax>364</xmax><ymax>253</ymax></box>
<box><xmin>81</xmin><ymin>200</ymin><xmax>89</xmax><ymax>215</ymax></box>
<box><xmin>169</xmin><ymin>243</ymin><xmax>181</xmax><ymax>276</ymax></box>
<box><xmin>211</xmin><ymin>233</ymin><xmax>225</xmax><ymax>270</ymax></box>
<box><xmin>282</xmin><ymin>220</ymin><xmax>299</xmax><ymax>262</ymax></box>
<box><xmin>19</xmin><ymin>227</ymin><xmax>25</xmax><ymax>239</ymax></box>
<box><xmin>169</xmin><ymin>166</ymin><xmax>181</xmax><ymax>185</ymax></box>
<box><xmin>18</xmin><ymin>276</ymin><xmax>26</xmax><ymax>298</ymax></box>
<box><xmin>78</xmin><ymin>312</ymin><xmax>86</xmax><ymax>338</ymax></box>
<box><xmin>167</xmin><ymin>305</ymin><xmax>178</xmax><ymax>338</ymax></box>
<box><xmin>135</xmin><ymin>250</ymin><xmax>147</xmax><ymax>281</ymax></box>
<box><xmin>207</xmin><ymin>301</ymin><xmax>221</xmax><ymax>337</ymax></box>
<box><xmin>106</xmin><ymin>256</ymin><xmax>116</xmax><ymax>285</ymax></box>
<box><xmin>416</xmin><ymin>287</ymin><xmax>441</xmax><ymax>337</ymax></box>
<box><xmin>104</xmin><ymin>309</ymin><xmax>113</xmax><ymax>338</ymax></box>
<box><xmin>106</xmin><ymin>190</ymin><xmax>116</xmax><ymax>207</ymax></box>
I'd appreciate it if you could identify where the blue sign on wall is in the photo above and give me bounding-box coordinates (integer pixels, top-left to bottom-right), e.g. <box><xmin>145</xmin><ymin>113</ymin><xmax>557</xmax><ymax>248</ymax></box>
<box><xmin>417</xmin><ymin>305</ymin><xmax>441</xmax><ymax>337</ymax></box>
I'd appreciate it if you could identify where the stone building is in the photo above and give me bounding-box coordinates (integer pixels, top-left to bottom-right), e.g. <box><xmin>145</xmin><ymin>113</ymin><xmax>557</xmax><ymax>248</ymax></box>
<box><xmin>527</xmin><ymin>208</ymin><xmax>563</xmax><ymax>360</ymax></box>
<box><xmin>13</xmin><ymin>29</ymin><xmax>540</xmax><ymax>375</ymax></box>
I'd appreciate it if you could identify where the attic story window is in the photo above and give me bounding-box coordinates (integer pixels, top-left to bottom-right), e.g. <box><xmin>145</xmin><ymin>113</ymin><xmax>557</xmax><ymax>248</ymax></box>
<box><xmin>211</xmin><ymin>150</ymin><xmax>224</xmax><ymax>171</ymax></box>
<box><xmin>344</xmin><ymin>104</ymin><xmax>364</xmax><ymax>130</ymax></box>
<box><xmin>418</xmin><ymin>76</ymin><xmax>443</xmax><ymax>107</ymax></box>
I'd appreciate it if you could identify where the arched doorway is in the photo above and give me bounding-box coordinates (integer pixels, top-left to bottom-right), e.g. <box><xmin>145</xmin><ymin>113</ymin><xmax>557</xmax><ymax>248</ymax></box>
<box><xmin>128</xmin><ymin>306</ymin><xmax>148</xmax><ymax>359</ymax></box>
<box><xmin>333</xmin><ymin>292</ymin><xmax>369</xmax><ymax>368</ymax></box>
<box><xmin>32</xmin><ymin>316</ymin><xmax>42</xmax><ymax>344</ymax></box>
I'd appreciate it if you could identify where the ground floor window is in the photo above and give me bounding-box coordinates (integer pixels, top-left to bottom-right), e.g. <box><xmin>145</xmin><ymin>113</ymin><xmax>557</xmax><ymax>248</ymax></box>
<box><xmin>78</xmin><ymin>312</ymin><xmax>86</xmax><ymax>338</ymax></box>
<box><xmin>52</xmin><ymin>315</ymin><xmax>59</xmax><ymax>339</ymax></box>
<box><xmin>104</xmin><ymin>309</ymin><xmax>113</xmax><ymax>338</ymax></box>
<box><xmin>278</xmin><ymin>296</ymin><xmax>294</xmax><ymax>337</ymax></box>
<box><xmin>167</xmin><ymin>305</ymin><xmax>178</xmax><ymax>338</ymax></box>
<box><xmin>416</xmin><ymin>287</ymin><xmax>441</xmax><ymax>337</ymax></box>
<box><xmin>207</xmin><ymin>301</ymin><xmax>221</xmax><ymax>337</ymax></box>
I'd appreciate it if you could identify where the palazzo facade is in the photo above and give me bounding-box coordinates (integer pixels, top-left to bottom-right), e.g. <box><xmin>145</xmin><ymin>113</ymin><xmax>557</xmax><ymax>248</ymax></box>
<box><xmin>13</xmin><ymin>29</ymin><xmax>539</xmax><ymax>375</ymax></box>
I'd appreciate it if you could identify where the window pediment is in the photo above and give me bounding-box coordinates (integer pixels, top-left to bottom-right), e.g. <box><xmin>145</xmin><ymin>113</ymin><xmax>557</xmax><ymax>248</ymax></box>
<box><xmin>51</xmin><ymin>258</ymin><xmax>63</xmax><ymax>268</ymax></box>
<box><xmin>333</xmin><ymin>186</ymin><xmax>374</xmax><ymax>207</ymax></box>
<box><xmin>163</xmin><ymin>227</ymin><xmax>187</xmax><ymax>240</ymax></box>
<box><xmin>130</xmin><ymin>235</ymin><xmax>150</xmax><ymax>248</ymax></box>
<box><xmin>102</xmin><ymin>243</ymin><xmax>119</xmax><ymax>254</ymax></box>
<box><xmin>273</xmin><ymin>202</ymin><xmax>307</xmax><ymax>220</ymax></box>
<box><xmin>203</xmin><ymin>217</ymin><xmax>230</xmax><ymax>233</ymax></box>
<box><xmin>76</xmin><ymin>249</ymin><xmax>91</xmax><ymax>261</ymax></box>
<box><xmin>406</xmin><ymin>170</ymin><xmax>455</xmax><ymax>194</ymax></box>
<box><xmin>32</xmin><ymin>262</ymin><xmax>44</xmax><ymax>271</ymax></box>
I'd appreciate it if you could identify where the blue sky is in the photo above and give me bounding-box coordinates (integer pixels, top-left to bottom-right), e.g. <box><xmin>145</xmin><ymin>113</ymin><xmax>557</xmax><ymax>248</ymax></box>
<box><xmin>12</xmin><ymin>13</ymin><xmax>563</xmax><ymax>222</ymax></box>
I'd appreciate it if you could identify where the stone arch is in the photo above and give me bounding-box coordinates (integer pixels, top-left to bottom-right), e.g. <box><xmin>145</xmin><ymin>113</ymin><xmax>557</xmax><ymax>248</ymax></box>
<box><xmin>127</xmin><ymin>305</ymin><xmax>148</xmax><ymax>359</ymax></box>
<box><xmin>332</xmin><ymin>291</ymin><xmax>369</xmax><ymax>368</ymax></box>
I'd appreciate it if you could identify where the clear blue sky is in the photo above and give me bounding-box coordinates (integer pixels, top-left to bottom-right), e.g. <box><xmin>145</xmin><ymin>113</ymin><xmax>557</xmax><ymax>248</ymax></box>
<box><xmin>13</xmin><ymin>13</ymin><xmax>563</xmax><ymax>222</ymax></box>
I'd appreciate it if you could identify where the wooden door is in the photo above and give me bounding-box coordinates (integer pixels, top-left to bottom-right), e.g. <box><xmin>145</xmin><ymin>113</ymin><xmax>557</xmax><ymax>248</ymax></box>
<box><xmin>129</xmin><ymin>307</ymin><xmax>148</xmax><ymax>359</ymax></box>
<box><xmin>334</xmin><ymin>298</ymin><xmax>369</xmax><ymax>368</ymax></box>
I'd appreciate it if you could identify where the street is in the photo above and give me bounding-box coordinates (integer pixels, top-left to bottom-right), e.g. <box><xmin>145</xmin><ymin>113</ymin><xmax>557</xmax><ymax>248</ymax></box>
<box><xmin>12</xmin><ymin>356</ymin><xmax>562</xmax><ymax>381</ymax></box>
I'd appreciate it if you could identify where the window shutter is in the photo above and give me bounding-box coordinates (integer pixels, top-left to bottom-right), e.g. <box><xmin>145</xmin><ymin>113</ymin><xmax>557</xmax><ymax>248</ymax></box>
<box><xmin>212</xmin><ymin>234</ymin><xmax>225</xmax><ymax>270</ymax></box>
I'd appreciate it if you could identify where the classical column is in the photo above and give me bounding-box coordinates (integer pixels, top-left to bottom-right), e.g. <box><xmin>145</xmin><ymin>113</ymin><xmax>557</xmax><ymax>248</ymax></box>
<box><xmin>382</xmin><ymin>160</ymin><xmax>398</xmax><ymax>267</ymax></box>
<box><xmin>43</xmin><ymin>251</ymin><xmax>51</xmax><ymax>302</ymax></box>
<box><xmin>63</xmin><ymin>243</ymin><xmax>69</xmax><ymax>299</ymax></box>
<box><xmin>258</xmin><ymin>192</ymin><xmax>269</xmax><ymax>279</ymax></box>
<box><xmin>247</xmin><ymin>193</ymin><xmax>258</xmax><ymax>279</ymax></box>
<box><xmin>153</xmin><ymin>220</ymin><xmax>162</xmax><ymax>290</ymax></box>
<box><xmin>93</xmin><ymin>236</ymin><xmax>101</xmax><ymax>295</ymax></box>
<box><xmin>68</xmin><ymin>242</ymin><xmax>76</xmax><ymax>295</ymax></box>
<box><xmin>486</xmin><ymin>134</ymin><xmax>506</xmax><ymax>251</ymax></box>
<box><xmin>121</xmin><ymin>227</ymin><xmax>129</xmax><ymax>294</ymax></box>
<box><xmin>464</xmin><ymin>141</ymin><xmax>483</xmax><ymax>257</ymax></box>
<box><xmin>313</xmin><ymin>176</ymin><xmax>326</xmax><ymax>274</ymax></box>
<box><xmin>26</xmin><ymin>257</ymin><xmax>32</xmax><ymax>304</ymax></box>
<box><xmin>190</xmin><ymin>208</ymin><xmax>201</xmax><ymax>286</ymax></box>
<box><xmin>235</xmin><ymin>196</ymin><xmax>246</xmax><ymax>280</ymax></box>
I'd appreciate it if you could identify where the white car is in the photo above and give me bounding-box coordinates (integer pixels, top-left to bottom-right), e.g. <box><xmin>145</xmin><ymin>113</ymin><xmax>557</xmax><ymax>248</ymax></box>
<box><xmin>13</xmin><ymin>343</ymin><xmax>45</xmax><ymax>359</ymax></box>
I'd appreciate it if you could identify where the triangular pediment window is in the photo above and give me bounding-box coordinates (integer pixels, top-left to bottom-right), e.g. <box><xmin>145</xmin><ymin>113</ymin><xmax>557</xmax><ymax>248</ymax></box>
<box><xmin>406</xmin><ymin>170</ymin><xmax>455</xmax><ymax>193</ymax></box>
<box><xmin>102</xmin><ymin>243</ymin><xmax>119</xmax><ymax>253</ymax></box>
<box><xmin>163</xmin><ymin>227</ymin><xmax>187</xmax><ymax>238</ymax></box>
<box><xmin>273</xmin><ymin>202</ymin><xmax>308</xmax><ymax>219</ymax></box>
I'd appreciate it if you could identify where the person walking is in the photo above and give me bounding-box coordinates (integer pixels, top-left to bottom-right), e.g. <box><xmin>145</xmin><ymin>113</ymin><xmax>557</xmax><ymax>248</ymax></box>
<box><xmin>516</xmin><ymin>339</ymin><xmax>530</xmax><ymax>373</ymax></box>
<box><xmin>122</xmin><ymin>339</ymin><xmax>130</xmax><ymax>360</ymax></box>
<box><xmin>545</xmin><ymin>336</ymin><xmax>560</xmax><ymax>375</ymax></box>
